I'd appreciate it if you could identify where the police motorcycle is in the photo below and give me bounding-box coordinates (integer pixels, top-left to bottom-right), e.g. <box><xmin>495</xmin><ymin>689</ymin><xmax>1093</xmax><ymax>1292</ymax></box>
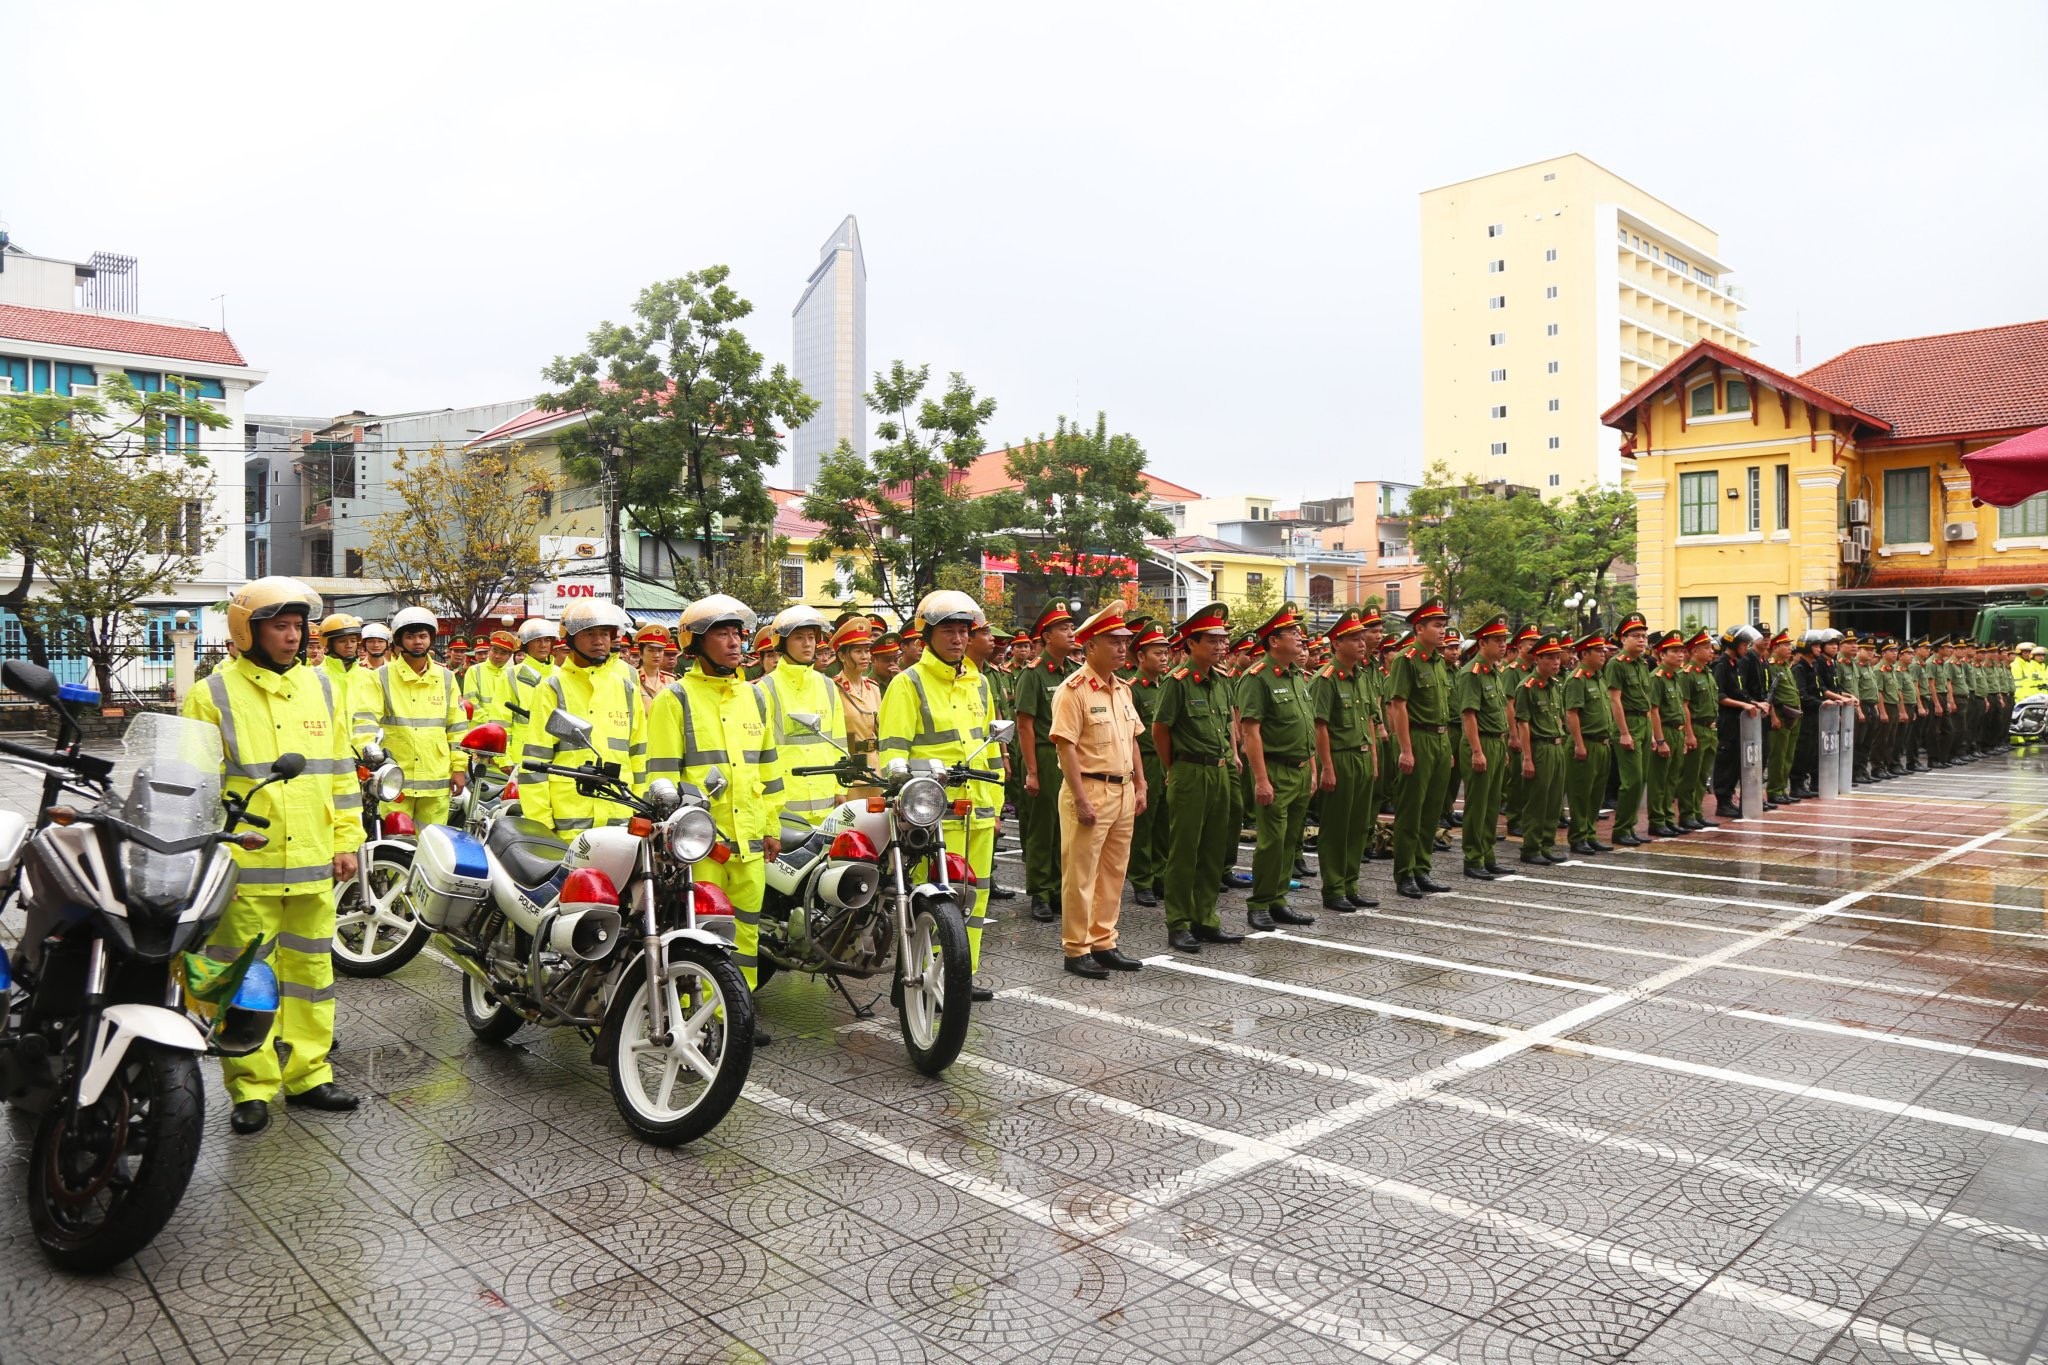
<box><xmin>407</xmin><ymin>706</ymin><xmax>753</xmax><ymax>1144</ymax></box>
<box><xmin>0</xmin><ymin>661</ymin><xmax>292</xmax><ymax>1270</ymax></box>
<box><xmin>757</xmin><ymin>713</ymin><xmax>1014</xmax><ymax>1075</ymax></box>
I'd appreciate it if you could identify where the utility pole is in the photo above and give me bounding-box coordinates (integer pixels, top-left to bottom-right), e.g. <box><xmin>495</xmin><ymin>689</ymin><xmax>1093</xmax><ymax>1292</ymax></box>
<box><xmin>603</xmin><ymin>443</ymin><xmax>624</xmax><ymax>605</ymax></box>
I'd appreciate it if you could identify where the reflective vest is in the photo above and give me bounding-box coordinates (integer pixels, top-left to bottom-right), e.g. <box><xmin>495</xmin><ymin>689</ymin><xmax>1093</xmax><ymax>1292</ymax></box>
<box><xmin>879</xmin><ymin>652</ymin><xmax>1002</xmax><ymax>822</ymax></box>
<box><xmin>644</xmin><ymin>669</ymin><xmax>782</xmax><ymax>859</ymax></box>
<box><xmin>462</xmin><ymin>657</ymin><xmax>516</xmax><ymax>728</ymax></box>
<box><xmin>518</xmin><ymin>658</ymin><xmax>644</xmax><ymax>834</ymax></box>
<box><xmin>757</xmin><ymin>663</ymin><xmax>846</xmax><ymax>826</ymax></box>
<box><xmin>180</xmin><ymin>656</ymin><xmax>362</xmax><ymax>895</ymax></box>
<box><xmin>354</xmin><ymin>658</ymin><xmax>466</xmax><ymax>795</ymax></box>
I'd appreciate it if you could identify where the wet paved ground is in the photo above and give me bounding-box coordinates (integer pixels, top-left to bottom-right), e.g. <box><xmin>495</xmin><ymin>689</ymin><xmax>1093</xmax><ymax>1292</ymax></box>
<box><xmin>6</xmin><ymin>748</ymin><xmax>2048</xmax><ymax>1364</ymax></box>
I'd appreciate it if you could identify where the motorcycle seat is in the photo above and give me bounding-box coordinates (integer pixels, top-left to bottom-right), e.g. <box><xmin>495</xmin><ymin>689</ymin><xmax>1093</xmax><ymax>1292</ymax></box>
<box><xmin>487</xmin><ymin>815</ymin><xmax>571</xmax><ymax>889</ymax></box>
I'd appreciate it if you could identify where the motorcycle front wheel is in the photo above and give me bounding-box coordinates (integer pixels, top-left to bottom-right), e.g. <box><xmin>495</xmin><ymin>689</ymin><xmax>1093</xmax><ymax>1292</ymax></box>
<box><xmin>606</xmin><ymin>940</ymin><xmax>754</xmax><ymax>1146</ymax></box>
<box><xmin>462</xmin><ymin>969</ymin><xmax>523</xmax><ymax>1044</ymax></box>
<box><xmin>897</xmin><ymin>896</ymin><xmax>971</xmax><ymax>1075</ymax></box>
<box><xmin>27</xmin><ymin>1042</ymin><xmax>204</xmax><ymax>1273</ymax></box>
<box><xmin>333</xmin><ymin>844</ymin><xmax>429</xmax><ymax>978</ymax></box>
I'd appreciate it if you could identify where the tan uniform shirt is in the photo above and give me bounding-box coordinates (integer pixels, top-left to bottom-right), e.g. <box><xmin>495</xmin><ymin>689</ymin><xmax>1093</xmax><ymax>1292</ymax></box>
<box><xmin>1049</xmin><ymin>666</ymin><xmax>1143</xmax><ymax>957</ymax></box>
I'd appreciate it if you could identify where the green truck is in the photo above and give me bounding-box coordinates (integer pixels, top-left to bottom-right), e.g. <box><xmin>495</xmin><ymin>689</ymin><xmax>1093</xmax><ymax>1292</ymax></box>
<box><xmin>1976</xmin><ymin>601</ymin><xmax>2048</xmax><ymax>647</ymax></box>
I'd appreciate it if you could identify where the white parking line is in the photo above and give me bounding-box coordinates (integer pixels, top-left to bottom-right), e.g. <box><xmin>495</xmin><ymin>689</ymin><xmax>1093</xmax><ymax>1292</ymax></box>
<box><xmin>1248</xmin><ymin>929</ymin><xmax>1611</xmax><ymax>994</ymax></box>
<box><xmin>1527</xmin><ymin>870</ymin><xmax>2048</xmax><ymax>942</ymax></box>
<box><xmin>1687</xmin><ymin>826</ymin><xmax>1952</xmax><ymax>851</ymax></box>
<box><xmin>1720</xmin><ymin>1008</ymin><xmax>2048</xmax><ymax>1071</ymax></box>
<box><xmin>1003</xmin><ymin>987</ymin><xmax>2048</xmax><ymax>1255</ymax></box>
<box><xmin>1148</xmin><ymin>954</ymin><xmax>2048</xmax><ymax>1147</ymax></box>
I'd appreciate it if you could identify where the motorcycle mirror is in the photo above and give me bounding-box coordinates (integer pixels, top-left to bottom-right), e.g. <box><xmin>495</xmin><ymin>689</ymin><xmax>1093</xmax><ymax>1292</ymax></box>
<box><xmin>360</xmin><ymin>741</ymin><xmax>388</xmax><ymax>767</ymax></box>
<box><xmin>1</xmin><ymin>659</ymin><xmax>59</xmax><ymax>705</ymax></box>
<box><xmin>701</xmin><ymin>766</ymin><xmax>728</xmax><ymax>797</ymax></box>
<box><xmin>788</xmin><ymin>711</ymin><xmax>823</xmax><ymax>734</ymax></box>
<box><xmin>647</xmin><ymin>778</ymin><xmax>680</xmax><ymax>814</ymax></box>
<box><xmin>545</xmin><ymin>707</ymin><xmax>597</xmax><ymax>752</ymax></box>
<box><xmin>270</xmin><ymin>752</ymin><xmax>307</xmax><ymax>781</ymax></box>
<box><xmin>988</xmin><ymin>719</ymin><xmax>1016</xmax><ymax>746</ymax></box>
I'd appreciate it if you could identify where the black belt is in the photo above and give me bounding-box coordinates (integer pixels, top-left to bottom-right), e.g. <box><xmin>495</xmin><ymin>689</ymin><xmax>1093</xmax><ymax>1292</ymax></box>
<box><xmin>1538</xmin><ymin>736</ymin><xmax>1564</xmax><ymax>746</ymax></box>
<box><xmin>1411</xmin><ymin>724</ymin><xmax>1449</xmax><ymax>734</ymax></box>
<box><xmin>1478</xmin><ymin>730</ymin><xmax>1506</xmax><ymax>739</ymax></box>
<box><xmin>1266</xmin><ymin>756</ymin><xmax>1309</xmax><ymax>768</ymax></box>
<box><xmin>1173</xmin><ymin>755</ymin><xmax>1228</xmax><ymax>767</ymax></box>
<box><xmin>1624</xmin><ymin>708</ymin><xmax>1649</xmax><ymax>716</ymax></box>
<box><xmin>1081</xmin><ymin>772</ymin><xmax>1131</xmax><ymax>784</ymax></box>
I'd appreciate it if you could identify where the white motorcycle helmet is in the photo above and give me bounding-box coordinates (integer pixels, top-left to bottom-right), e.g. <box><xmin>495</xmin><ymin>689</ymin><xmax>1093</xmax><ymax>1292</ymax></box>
<box><xmin>362</xmin><ymin>623</ymin><xmax>392</xmax><ymax>644</ymax></box>
<box><xmin>770</xmin><ymin>604</ymin><xmax>830</xmax><ymax>652</ymax></box>
<box><xmin>390</xmin><ymin>605</ymin><xmax>438</xmax><ymax>642</ymax></box>
<box><xmin>560</xmin><ymin>598</ymin><xmax>619</xmax><ymax>643</ymax></box>
<box><xmin>678</xmin><ymin>594</ymin><xmax>757</xmax><ymax>653</ymax></box>
<box><xmin>517</xmin><ymin>618</ymin><xmax>559</xmax><ymax>648</ymax></box>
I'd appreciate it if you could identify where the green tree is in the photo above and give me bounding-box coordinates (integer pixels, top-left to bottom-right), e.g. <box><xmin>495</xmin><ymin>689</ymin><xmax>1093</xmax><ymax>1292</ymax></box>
<box><xmin>980</xmin><ymin>413</ymin><xmax>1174</xmax><ymax>612</ymax></box>
<box><xmin>0</xmin><ymin>374</ymin><xmax>228</xmax><ymax>693</ymax></box>
<box><xmin>1548</xmin><ymin>484</ymin><xmax>1638</xmax><ymax>626</ymax></box>
<box><xmin>933</xmin><ymin>561</ymin><xmax>1012</xmax><ymax>634</ymax></box>
<box><xmin>537</xmin><ymin>267</ymin><xmax>816</xmax><ymax>600</ymax></box>
<box><xmin>1408</xmin><ymin>463</ymin><xmax>1638</xmax><ymax>630</ymax></box>
<box><xmin>361</xmin><ymin>443</ymin><xmax>560</xmax><ymax>637</ymax></box>
<box><xmin>801</xmin><ymin>363</ymin><xmax>997</xmax><ymax>620</ymax></box>
<box><xmin>1230</xmin><ymin>572</ymin><xmax>1284</xmax><ymax>625</ymax></box>
<box><xmin>698</xmin><ymin>531</ymin><xmax>795</xmax><ymax>621</ymax></box>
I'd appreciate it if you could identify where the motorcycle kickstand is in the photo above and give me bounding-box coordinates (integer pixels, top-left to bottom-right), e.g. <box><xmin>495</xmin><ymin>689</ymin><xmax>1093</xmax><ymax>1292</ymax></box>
<box><xmin>828</xmin><ymin>973</ymin><xmax>876</xmax><ymax>1020</ymax></box>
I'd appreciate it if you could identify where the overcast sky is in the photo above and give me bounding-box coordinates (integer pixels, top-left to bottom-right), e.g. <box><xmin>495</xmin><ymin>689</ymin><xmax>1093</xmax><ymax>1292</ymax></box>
<box><xmin>6</xmin><ymin>2</ymin><xmax>2046</xmax><ymax>498</ymax></box>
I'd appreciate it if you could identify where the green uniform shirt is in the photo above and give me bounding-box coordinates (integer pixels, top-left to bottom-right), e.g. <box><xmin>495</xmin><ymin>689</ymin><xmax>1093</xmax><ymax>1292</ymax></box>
<box><xmin>1130</xmin><ymin>673</ymin><xmax>1166</xmax><ymax>757</ymax></box>
<box><xmin>1237</xmin><ymin>661</ymin><xmax>1317</xmax><ymax>762</ymax></box>
<box><xmin>1312</xmin><ymin>664</ymin><xmax>1375</xmax><ymax>750</ymax></box>
<box><xmin>1012</xmin><ymin>655</ymin><xmax>1075</xmax><ymax>742</ymax></box>
<box><xmin>1153</xmin><ymin>664</ymin><xmax>1234</xmax><ymax>764</ymax></box>
<box><xmin>1854</xmin><ymin>662</ymin><xmax>1881</xmax><ymax>704</ymax></box>
<box><xmin>1453</xmin><ymin>659</ymin><xmax>1510</xmax><ymax>737</ymax></box>
<box><xmin>1562</xmin><ymin>667</ymin><xmax>1614</xmax><ymax>738</ymax></box>
<box><xmin>1603</xmin><ymin>652</ymin><xmax>1655</xmax><ymax>716</ymax></box>
<box><xmin>1518</xmin><ymin>673</ymin><xmax>1566</xmax><ymax>740</ymax></box>
<box><xmin>1387</xmin><ymin>645</ymin><xmax>1453</xmax><ymax>728</ymax></box>
<box><xmin>1902</xmin><ymin>662</ymin><xmax>1922</xmax><ymax>706</ymax></box>
<box><xmin>1769</xmin><ymin>661</ymin><xmax>1800</xmax><ymax>708</ymax></box>
<box><xmin>1683</xmin><ymin>663</ymin><xmax>1720</xmax><ymax>721</ymax></box>
<box><xmin>1650</xmin><ymin>665</ymin><xmax>1688</xmax><ymax>730</ymax></box>
<box><xmin>1877</xmin><ymin>664</ymin><xmax>1902</xmax><ymax>705</ymax></box>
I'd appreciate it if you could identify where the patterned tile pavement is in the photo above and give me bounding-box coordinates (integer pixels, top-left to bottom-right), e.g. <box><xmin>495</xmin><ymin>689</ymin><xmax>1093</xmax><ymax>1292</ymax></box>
<box><xmin>6</xmin><ymin>748</ymin><xmax>2048</xmax><ymax>1363</ymax></box>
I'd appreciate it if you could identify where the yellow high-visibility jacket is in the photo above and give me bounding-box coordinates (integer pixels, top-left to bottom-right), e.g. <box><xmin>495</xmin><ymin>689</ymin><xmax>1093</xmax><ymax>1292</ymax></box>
<box><xmin>462</xmin><ymin>656</ymin><xmax>516</xmax><ymax>728</ymax></box>
<box><xmin>353</xmin><ymin>658</ymin><xmax>466</xmax><ymax>797</ymax></box>
<box><xmin>879</xmin><ymin>651</ymin><xmax>1003</xmax><ymax>822</ymax></box>
<box><xmin>645</xmin><ymin>668</ymin><xmax>784</xmax><ymax>858</ymax></box>
<box><xmin>518</xmin><ymin>658</ymin><xmax>644</xmax><ymax>834</ymax></box>
<box><xmin>507</xmin><ymin>653</ymin><xmax>555</xmax><ymax>728</ymax></box>
<box><xmin>181</xmin><ymin>656</ymin><xmax>362</xmax><ymax>895</ymax></box>
<box><xmin>757</xmin><ymin>662</ymin><xmax>846</xmax><ymax>827</ymax></box>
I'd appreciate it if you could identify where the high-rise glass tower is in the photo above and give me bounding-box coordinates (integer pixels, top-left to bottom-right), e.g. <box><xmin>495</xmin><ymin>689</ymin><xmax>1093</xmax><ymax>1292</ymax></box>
<box><xmin>791</xmin><ymin>215</ymin><xmax>867</xmax><ymax>489</ymax></box>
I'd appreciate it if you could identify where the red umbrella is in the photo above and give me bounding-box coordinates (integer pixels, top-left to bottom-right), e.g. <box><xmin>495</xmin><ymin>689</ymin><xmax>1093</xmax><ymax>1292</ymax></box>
<box><xmin>1964</xmin><ymin>425</ymin><xmax>2048</xmax><ymax>507</ymax></box>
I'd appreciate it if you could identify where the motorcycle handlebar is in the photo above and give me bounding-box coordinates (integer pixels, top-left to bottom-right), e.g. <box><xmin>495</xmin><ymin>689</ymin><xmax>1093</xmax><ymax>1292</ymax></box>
<box><xmin>957</xmin><ymin>767</ymin><xmax>1003</xmax><ymax>784</ymax></box>
<box><xmin>790</xmin><ymin>764</ymin><xmax>844</xmax><ymax>777</ymax></box>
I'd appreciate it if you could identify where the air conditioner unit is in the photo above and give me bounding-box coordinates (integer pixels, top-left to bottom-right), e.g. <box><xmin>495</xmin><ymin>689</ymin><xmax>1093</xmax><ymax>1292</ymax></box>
<box><xmin>1944</xmin><ymin>522</ymin><xmax>1978</xmax><ymax>543</ymax></box>
<box><xmin>1841</xmin><ymin>541</ymin><xmax>1865</xmax><ymax>564</ymax></box>
<box><xmin>1846</xmin><ymin>499</ymin><xmax>1871</xmax><ymax>524</ymax></box>
<box><xmin>1850</xmin><ymin>525</ymin><xmax>1873</xmax><ymax>551</ymax></box>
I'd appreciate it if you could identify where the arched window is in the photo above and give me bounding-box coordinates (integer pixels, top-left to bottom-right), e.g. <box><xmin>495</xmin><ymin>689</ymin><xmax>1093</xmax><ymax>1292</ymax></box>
<box><xmin>1726</xmin><ymin>379</ymin><xmax>1751</xmax><ymax>413</ymax></box>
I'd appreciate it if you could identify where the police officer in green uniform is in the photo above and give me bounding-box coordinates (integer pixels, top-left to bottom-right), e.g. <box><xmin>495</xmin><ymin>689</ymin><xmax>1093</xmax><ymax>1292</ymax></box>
<box><xmin>1645</xmin><ymin>631</ymin><xmax>1696</xmax><ymax>836</ymax></box>
<box><xmin>1765</xmin><ymin>631</ymin><xmax>1801</xmax><ymax>804</ymax></box>
<box><xmin>1678</xmin><ymin>630</ymin><xmax>1720</xmax><ymax>825</ymax></box>
<box><xmin>1454</xmin><ymin>617</ymin><xmax>1512</xmax><ymax>880</ymax></box>
<box><xmin>1603</xmin><ymin>612</ymin><xmax>1655</xmax><ymax>844</ymax></box>
<box><xmin>1387</xmin><ymin>598</ymin><xmax>1454</xmax><ymax>899</ymax></box>
<box><xmin>1014</xmin><ymin>602</ymin><xmax>1077</xmax><ymax>921</ymax></box>
<box><xmin>1499</xmin><ymin>625</ymin><xmax>1537</xmax><ymax>837</ymax></box>
<box><xmin>1353</xmin><ymin>609</ymin><xmax>1390</xmax><ymax>863</ymax></box>
<box><xmin>1312</xmin><ymin>607</ymin><xmax>1379</xmax><ymax>910</ymax></box>
<box><xmin>1239</xmin><ymin>606</ymin><xmax>1319</xmax><ymax>929</ymax></box>
<box><xmin>1563</xmin><ymin>630</ymin><xmax>1614</xmax><ymax>855</ymax></box>
<box><xmin>1127</xmin><ymin>619</ymin><xmax>1173</xmax><ymax>906</ymax></box>
<box><xmin>1517</xmin><ymin>633</ymin><xmax>1570</xmax><ymax>864</ymax></box>
<box><xmin>1153</xmin><ymin>605</ymin><xmax>1247</xmax><ymax>954</ymax></box>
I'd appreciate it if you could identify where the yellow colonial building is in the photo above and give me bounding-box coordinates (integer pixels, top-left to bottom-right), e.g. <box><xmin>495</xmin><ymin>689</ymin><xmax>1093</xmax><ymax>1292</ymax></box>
<box><xmin>1604</xmin><ymin>321</ymin><xmax>2048</xmax><ymax>637</ymax></box>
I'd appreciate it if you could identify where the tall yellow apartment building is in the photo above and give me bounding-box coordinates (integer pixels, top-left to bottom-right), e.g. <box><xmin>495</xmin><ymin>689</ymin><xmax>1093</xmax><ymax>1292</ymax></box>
<box><xmin>1603</xmin><ymin>321</ymin><xmax>2048</xmax><ymax>638</ymax></box>
<box><xmin>1422</xmin><ymin>154</ymin><xmax>1751</xmax><ymax>493</ymax></box>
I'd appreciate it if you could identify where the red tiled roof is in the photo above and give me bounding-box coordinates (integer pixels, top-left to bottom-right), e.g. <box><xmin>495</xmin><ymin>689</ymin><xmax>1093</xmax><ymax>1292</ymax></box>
<box><xmin>1863</xmin><ymin>564</ymin><xmax>2048</xmax><ymax>589</ymax></box>
<box><xmin>0</xmin><ymin>303</ymin><xmax>247</xmax><ymax>367</ymax></box>
<box><xmin>951</xmin><ymin>448</ymin><xmax>1202</xmax><ymax>502</ymax></box>
<box><xmin>1800</xmin><ymin>321</ymin><xmax>2048</xmax><ymax>443</ymax></box>
<box><xmin>1146</xmin><ymin>534</ymin><xmax>1285</xmax><ymax>558</ymax></box>
<box><xmin>1600</xmin><ymin>340</ymin><xmax>1889</xmax><ymax>436</ymax></box>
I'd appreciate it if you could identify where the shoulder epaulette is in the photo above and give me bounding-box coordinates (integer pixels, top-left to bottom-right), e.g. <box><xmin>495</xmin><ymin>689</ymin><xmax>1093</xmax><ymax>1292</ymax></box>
<box><xmin>1168</xmin><ymin>664</ymin><xmax>1189</xmax><ymax>680</ymax></box>
<box><xmin>1316</xmin><ymin>663</ymin><xmax>1334</xmax><ymax>679</ymax></box>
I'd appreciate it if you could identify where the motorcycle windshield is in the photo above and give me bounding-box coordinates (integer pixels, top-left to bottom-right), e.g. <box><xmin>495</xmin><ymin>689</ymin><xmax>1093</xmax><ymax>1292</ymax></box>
<box><xmin>110</xmin><ymin>713</ymin><xmax>227</xmax><ymax>908</ymax></box>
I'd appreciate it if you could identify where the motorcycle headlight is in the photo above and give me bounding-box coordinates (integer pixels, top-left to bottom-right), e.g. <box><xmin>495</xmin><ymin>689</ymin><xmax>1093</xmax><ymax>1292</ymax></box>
<box><xmin>897</xmin><ymin>776</ymin><xmax>945</xmax><ymax>828</ymax></box>
<box><xmin>375</xmin><ymin>762</ymin><xmax>405</xmax><ymax>804</ymax></box>
<box><xmin>120</xmin><ymin>843</ymin><xmax>204</xmax><ymax>916</ymax></box>
<box><xmin>662</xmin><ymin>805</ymin><xmax>716</xmax><ymax>864</ymax></box>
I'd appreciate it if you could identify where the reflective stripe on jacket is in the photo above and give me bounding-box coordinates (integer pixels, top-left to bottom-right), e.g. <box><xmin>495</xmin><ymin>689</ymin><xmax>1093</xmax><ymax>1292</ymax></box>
<box><xmin>462</xmin><ymin>658</ymin><xmax>516</xmax><ymax>727</ymax></box>
<box><xmin>180</xmin><ymin>656</ymin><xmax>361</xmax><ymax>894</ymax></box>
<box><xmin>518</xmin><ymin>658</ymin><xmax>643</xmax><ymax>834</ymax></box>
<box><xmin>644</xmin><ymin>669</ymin><xmax>783</xmax><ymax>859</ymax></box>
